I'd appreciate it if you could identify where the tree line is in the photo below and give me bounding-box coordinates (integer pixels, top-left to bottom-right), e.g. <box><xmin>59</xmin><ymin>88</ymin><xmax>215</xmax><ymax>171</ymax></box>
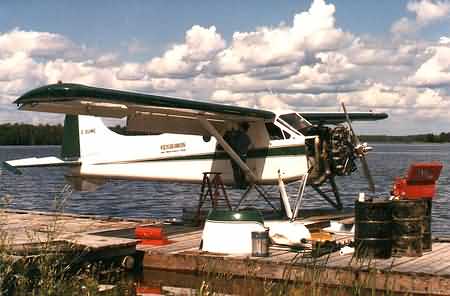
<box><xmin>0</xmin><ymin>123</ymin><xmax>128</xmax><ymax>145</ymax></box>
<box><xmin>0</xmin><ymin>123</ymin><xmax>64</xmax><ymax>145</ymax></box>
<box><xmin>0</xmin><ymin>123</ymin><xmax>450</xmax><ymax>145</ymax></box>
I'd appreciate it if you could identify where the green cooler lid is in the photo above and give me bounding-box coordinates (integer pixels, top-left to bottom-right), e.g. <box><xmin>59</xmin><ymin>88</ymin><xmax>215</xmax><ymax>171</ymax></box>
<box><xmin>207</xmin><ymin>209</ymin><xmax>264</xmax><ymax>224</ymax></box>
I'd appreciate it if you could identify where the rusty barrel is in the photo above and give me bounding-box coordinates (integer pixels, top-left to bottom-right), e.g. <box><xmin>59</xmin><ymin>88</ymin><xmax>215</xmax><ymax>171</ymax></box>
<box><xmin>391</xmin><ymin>199</ymin><xmax>425</xmax><ymax>257</ymax></box>
<box><xmin>355</xmin><ymin>200</ymin><xmax>392</xmax><ymax>259</ymax></box>
<box><xmin>422</xmin><ymin>200</ymin><xmax>432</xmax><ymax>252</ymax></box>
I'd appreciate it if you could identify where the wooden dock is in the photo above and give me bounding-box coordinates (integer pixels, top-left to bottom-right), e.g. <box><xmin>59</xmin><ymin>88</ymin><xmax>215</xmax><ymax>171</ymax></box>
<box><xmin>0</xmin><ymin>209</ymin><xmax>148</xmax><ymax>262</ymax></box>
<box><xmin>138</xmin><ymin>224</ymin><xmax>450</xmax><ymax>295</ymax></box>
<box><xmin>2</xmin><ymin>209</ymin><xmax>450</xmax><ymax>295</ymax></box>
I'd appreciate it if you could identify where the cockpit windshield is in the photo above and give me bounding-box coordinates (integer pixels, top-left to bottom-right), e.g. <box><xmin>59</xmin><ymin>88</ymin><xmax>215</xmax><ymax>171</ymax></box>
<box><xmin>279</xmin><ymin>113</ymin><xmax>311</xmax><ymax>132</ymax></box>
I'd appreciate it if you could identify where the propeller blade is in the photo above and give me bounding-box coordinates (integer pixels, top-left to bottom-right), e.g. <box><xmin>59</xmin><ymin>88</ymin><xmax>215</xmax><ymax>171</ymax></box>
<box><xmin>360</xmin><ymin>155</ymin><xmax>376</xmax><ymax>192</ymax></box>
<box><xmin>341</xmin><ymin>102</ymin><xmax>375</xmax><ymax>193</ymax></box>
<box><xmin>341</xmin><ymin>102</ymin><xmax>360</xmax><ymax>145</ymax></box>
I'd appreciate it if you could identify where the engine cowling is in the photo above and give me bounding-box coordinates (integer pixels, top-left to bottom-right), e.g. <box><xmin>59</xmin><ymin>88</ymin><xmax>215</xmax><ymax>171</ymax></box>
<box><xmin>306</xmin><ymin>125</ymin><xmax>357</xmax><ymax>185</ymax></box>
<box><xmin>329</xmin><ymin>125</ymin><xmax>357</xmax><ymax>176</ymax></box>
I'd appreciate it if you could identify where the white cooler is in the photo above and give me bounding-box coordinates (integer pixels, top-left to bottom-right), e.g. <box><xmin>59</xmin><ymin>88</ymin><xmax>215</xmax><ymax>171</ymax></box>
<box><xmin>202</xmin><ymin>210</ymin><xmax>266</xmax><ymax>255</ymax></box>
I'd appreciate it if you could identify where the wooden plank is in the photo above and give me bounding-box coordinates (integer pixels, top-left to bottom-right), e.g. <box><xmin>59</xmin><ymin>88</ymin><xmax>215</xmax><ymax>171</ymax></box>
<box><xmin>2</xmin><ymin>211</ymin><xmax>140</xmax><ymax>262</ymax></box>
<box><xmin>138</xmin><ymin>235</ymin><xmax>202</xmax><ymax>253</ymax></box>
<box><xmin>387</xmin><ymin>244</ymin><xmax>449</xmax><ymax>272</ymax></box>
<box><xmin>156</xmin><ymin>238</ymin><xmax>202</xmax><ymax>254</ymax></box>
<box><xmin>166</xmin><ymin>230</ymin><xmax>203</xmax><ymax>241</ymax></box>
<box><xmin>373</xmin><ymin>243</ymin><xmax>450</xmax><ymax>271</ymax></box>
<box><xmin>324</xmin><ymin>253</ymin><xmax>355</xmax><ymax>267</ymax></box>
<box><xmin>393</xmin><ymin>244</ymin><xmax>450</xmax><ymax>274</ymax></box>
<box><xmin>142</xmin><ymin>251</ymin><xmax>450</xmax><ymax>295</ymax></box>
<box><xmin>436</xmin><ymin>264</ymin><xmax>450</xmax><ymax>276</ymax></box>
<box><xmin>257</xmin><ymin>252</ymin><xmax>297</xmax><ymax>264</ymax></box>
<box><xmin>3</xmin><ymin>208</ymin><xmax>157</xmax><ymax>223</ymax></box>
<box><xmin>266</xmin><ymin>248</ymin><xmax>292</xmax><ymax>258</ymax></box>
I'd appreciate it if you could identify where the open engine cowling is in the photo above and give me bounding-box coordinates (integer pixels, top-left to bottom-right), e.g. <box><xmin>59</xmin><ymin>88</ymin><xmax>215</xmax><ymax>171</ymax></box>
<box><xmin>306</xmin><ymin>125</ymin><xmax>357</xmax><ymax>185</ymax></box>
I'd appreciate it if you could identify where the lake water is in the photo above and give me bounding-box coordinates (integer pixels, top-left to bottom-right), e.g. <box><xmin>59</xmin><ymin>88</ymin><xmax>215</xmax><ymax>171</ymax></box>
<box><xmin>1</xmin><ymin>143</ymin><xmax>449</xmax><ymax>236</ymax></box>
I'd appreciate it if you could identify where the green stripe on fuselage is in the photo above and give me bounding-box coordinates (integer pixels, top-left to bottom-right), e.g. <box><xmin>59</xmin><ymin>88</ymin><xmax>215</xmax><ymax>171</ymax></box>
<box><xmin>97</xmin><ymin>145</ymin><xmax>306</xmax><ymax>165</ymax></box>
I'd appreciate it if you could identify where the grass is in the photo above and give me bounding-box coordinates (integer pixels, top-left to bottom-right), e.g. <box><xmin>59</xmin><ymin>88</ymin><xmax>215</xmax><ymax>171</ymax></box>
<box><xmin>0</xmin><ymin>188</ymin><xmax>135</xmax><ymax>296</ymax></box>
<box><xmin>185</xmin><ymin>242</ymin><xmax>408</xmax><ymax>296</ymax></box>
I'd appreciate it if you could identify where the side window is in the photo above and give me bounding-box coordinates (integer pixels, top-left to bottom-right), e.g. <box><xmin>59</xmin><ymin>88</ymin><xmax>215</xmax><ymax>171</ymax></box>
<box><xmin>282</xmin><ymin>131</ymin><xmax>291</xmax><ymax>139</ymax></box>
<box><xmin>265</xmin><ymin>123</ymin><xmax>284</xmax><ymax>140</ymax></box>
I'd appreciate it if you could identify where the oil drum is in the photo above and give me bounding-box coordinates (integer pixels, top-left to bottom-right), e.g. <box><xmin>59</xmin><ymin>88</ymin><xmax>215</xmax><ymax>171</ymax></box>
<box><xmin>391</xmin><ymin>199</ymin><xmax>425</xmax><ymax>257</ymax></box>
<box><xmin>251</xmin><ymin>231</ymin><xmax>269</xmax><ymax>257</ymax></box>
<box><xmin>355</xmin><ymin>200</ymin><xmax>392</xmax><ymax>259</ymax></box>
<box><xmin>422</xmin><ymin>200</ymin><xmax>432</xmax><ymax>252</ymax></box>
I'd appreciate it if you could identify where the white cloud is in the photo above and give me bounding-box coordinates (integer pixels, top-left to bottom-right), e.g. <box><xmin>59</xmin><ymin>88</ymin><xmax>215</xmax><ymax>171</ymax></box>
<box><xmin>391</xmin><ymin>1</ymin><xmax>450</xmax><ymax>37</ymax></box>
<box><xmin>43</xmin><ymin>59</ymin><xmax>116</xmax><ymax>87</ymax></box>
<box><xmin>338</xmin><ymin>83</ymin><xmax>450</xmax><ymax>121</ymax></box>
<box><xmin>390</xmin><ymin>17</ymin><xmax>417</xmax><ymax>36</ymax></box>
<box><xmin>439</xmin><ymin>36</ymin><xmax>450</xmax><ymax>44</ymax></box>
<box><xmin>116</xmin><ymin>63</ymin><xmax>146</xmax><ymax>81</ymax></box>
<box><xmin>210</xmin><ymin>0</ymin><xmax>351</xmax><ymax>76</ymax></box>
<box><xmin>145</xmin><ymin>25</ymin><xmax>225</xmax><ymax>78</ymax></box>
<box><xmin>0</xmin><ymin>28</ymin><xmax>75</xmax><ymax>58</ymax></box>
<box><xmin>257</xmin><ymin>93</ymin><xmax>292</xmax><ymax>111</ymax></box>
<box><xmin>338</xmin><ymin>83</ymin><xmax>412</xmax><ymax>109</ymax></box>
<box><xmin>415</xmin><ymin>88</ymin><xmax>449</xmax><ymax>107</ymax></box>
<box><xmin>407</xmin><ymin>0</ymin><xmax>450</xmax><ymax>25</ymax></box>
<box><xmin>407</xmin><ymin>41</ymin><xmax>450</xmax><ymax>87</ymax></box>
<box><xmin>94</xmin><ymin>53</ymin><xmax>120</xmax><ymax>68</ymax></box>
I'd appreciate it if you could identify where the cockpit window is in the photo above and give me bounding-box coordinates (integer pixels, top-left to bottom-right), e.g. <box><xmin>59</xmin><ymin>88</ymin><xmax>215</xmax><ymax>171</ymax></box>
<box><xmin>265</xmin><ymin>122</ymin><xmax>284</xmax><ymax>140</ymax></box>
<box><xmin>279</xmin><ymin>113</ymin><xmax>311</xmax><ymax>131</ymax></box>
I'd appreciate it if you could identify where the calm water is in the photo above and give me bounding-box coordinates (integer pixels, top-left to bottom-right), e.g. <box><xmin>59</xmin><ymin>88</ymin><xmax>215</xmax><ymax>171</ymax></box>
<box><xmin>1</xmin><ymin>144</ymin><xmax>449</xmax><ymax>236</ymax></box>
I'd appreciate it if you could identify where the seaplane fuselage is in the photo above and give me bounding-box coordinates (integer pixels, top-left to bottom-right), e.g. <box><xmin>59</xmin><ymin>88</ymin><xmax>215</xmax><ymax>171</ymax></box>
<box><xmin>71</xmin><ymin>115</ymin><xmax>308</xmax><ymax>185</ymax></box>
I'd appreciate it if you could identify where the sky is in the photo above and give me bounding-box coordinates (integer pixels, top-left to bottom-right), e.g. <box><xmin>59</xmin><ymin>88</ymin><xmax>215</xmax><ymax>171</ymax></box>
<box><xmin>1</xmin><ymin>0</ymin><xmax>450</xmax><ymax>135</ymax></box>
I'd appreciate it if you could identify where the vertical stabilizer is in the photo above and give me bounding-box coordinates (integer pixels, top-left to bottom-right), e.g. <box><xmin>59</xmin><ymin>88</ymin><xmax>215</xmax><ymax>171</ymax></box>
<box><xmin>61</xmin><ymin>114</ymin><xmax>159</xmax><ymax>167</ymax></box>
<box><xmin>61</xmin><ymin>115</ymin><xmax>120</xmax><ymax>162</ymax></box>
<box><xmin>77</xmin><ymin>115</ymin><xmax>123</xmax><ymax>161</ymax></box>
<box><xmin>61</xmin><ymin>115</ymin><xmax>80</xmax><ymax>160</ymax></box>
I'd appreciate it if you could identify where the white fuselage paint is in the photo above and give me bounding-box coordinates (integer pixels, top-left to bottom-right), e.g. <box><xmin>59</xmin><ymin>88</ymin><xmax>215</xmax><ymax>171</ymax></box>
<box><xmin>72</xmin><ymin>116</ymin><xmax>309</xmax><ymax>185</ymax></box>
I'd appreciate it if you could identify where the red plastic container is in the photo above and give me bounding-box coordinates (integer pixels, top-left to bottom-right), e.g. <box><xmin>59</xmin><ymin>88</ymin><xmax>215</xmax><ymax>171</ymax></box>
<box><xmin>135</xmin><ymin>225</ymin><xmax>165</xmax><ymax>240</ymax></box>
<box><xmin>135</xmin><ymin>225</ymin><xmax>171</xmax><ymax>246</ymax></box>
<box><xmin>392</xmin><ymin>162</ymin><xmax>443</xmax><ymax>200</ymax></box>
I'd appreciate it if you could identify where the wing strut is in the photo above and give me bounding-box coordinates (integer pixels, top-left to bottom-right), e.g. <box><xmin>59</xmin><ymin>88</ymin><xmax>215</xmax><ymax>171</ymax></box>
<box><xmin>198</xmin><ymin>117</ymin><xmax>257</xmax><ymax>184</ymax></box>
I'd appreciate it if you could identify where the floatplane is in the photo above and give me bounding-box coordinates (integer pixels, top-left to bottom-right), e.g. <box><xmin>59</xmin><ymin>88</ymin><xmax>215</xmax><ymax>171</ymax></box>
<box><xmin>3</xmin><ymin>82</ymin><xmax>387</xmax><ymax>218</ymax></box>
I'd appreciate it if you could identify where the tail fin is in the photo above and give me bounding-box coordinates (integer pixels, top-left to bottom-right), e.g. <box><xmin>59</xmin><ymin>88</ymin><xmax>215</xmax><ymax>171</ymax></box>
<box><xmin>68</xmin><ymin>115</ymin><xmax>125</xmax><ymax>162</ymax></box>
<box><xmin>61</xmin><ymin>115</ymin><xmax>80</xmax><ymax>160</ymax></box>
<box><xmin>4</xmin><ymin>114</ymin><xmax>140</xmax><ymax>174</ymax></box>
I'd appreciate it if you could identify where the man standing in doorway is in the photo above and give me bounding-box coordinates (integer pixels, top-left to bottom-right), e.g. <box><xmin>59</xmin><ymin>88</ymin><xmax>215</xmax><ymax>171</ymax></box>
<box><xmin>230</xmin><ymin>122</ymin><xmax>252</xmax><ymax>189</ymax></box>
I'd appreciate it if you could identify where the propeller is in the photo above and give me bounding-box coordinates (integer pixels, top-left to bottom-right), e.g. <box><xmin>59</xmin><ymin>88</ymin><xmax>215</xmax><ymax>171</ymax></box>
<box><xmin>341</xmin><ymin>102</ymin><xmax>376</xmax><ymax>193</ymax></box>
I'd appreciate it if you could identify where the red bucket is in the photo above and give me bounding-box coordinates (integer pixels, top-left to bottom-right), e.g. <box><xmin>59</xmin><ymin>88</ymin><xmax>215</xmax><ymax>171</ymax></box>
<box><xmin>135</xmin><ymin>225</ymin><xmax>171</xmax><ymax>246</ymax></box>
<box><xmin>135</xmin><ymin>225</ymin><xmax>165</xmax><ymax>240</ymax></box>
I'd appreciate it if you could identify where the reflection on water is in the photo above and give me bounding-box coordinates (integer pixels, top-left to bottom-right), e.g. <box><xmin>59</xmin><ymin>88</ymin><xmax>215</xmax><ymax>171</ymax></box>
<box><xmin>1</xmin><ymin>143</ymin><xmax>450</xmax><ymax>235</ymax></box>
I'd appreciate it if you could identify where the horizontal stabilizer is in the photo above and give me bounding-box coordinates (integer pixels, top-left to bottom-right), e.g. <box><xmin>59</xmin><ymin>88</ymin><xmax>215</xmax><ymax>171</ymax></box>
<box><xmin>2</xmin><ymin>157</ymin><xmax>80</xmax><ymax>175</ymax></box>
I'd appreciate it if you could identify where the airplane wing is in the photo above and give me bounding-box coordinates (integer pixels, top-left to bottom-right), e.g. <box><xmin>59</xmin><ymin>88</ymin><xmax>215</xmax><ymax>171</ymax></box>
<box><xmin>14</xmin><ymin>83</ymin><xmax>388</xmax><ymax>133</ymax></box>
<box><xmin>15</xmin><ymin>83</ymin><xmax>275</xmax><ymax>135</ymax></box>
<box><xmin>2</xmin><ymin>157</ymin><xmax>80</xmax><ymax>175</ymax></box>
<box><xmin>299</xmin><ymin>112</ymin><xmax>388</xmax><ymax>125</ymax></box>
